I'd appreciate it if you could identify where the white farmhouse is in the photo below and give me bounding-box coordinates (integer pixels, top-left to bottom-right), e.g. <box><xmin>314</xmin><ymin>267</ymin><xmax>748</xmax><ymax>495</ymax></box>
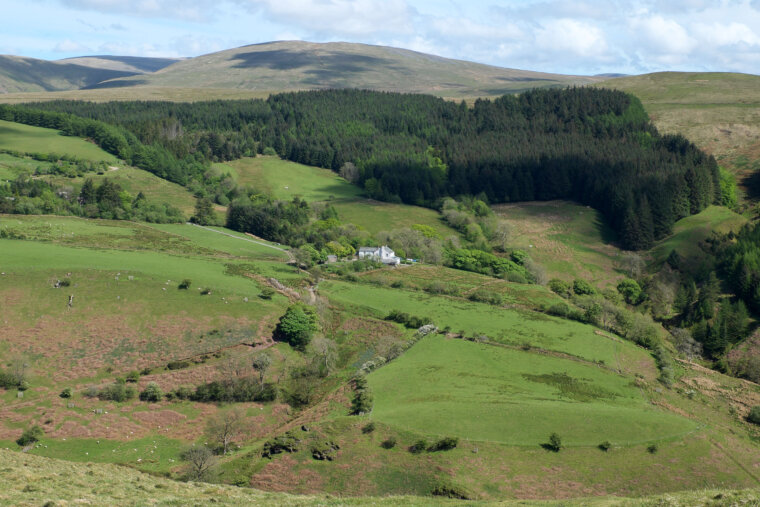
<box><xmin>357</xmin><ymin>245</ymin><xmax>401</xmax><ymax>265</ymax></box>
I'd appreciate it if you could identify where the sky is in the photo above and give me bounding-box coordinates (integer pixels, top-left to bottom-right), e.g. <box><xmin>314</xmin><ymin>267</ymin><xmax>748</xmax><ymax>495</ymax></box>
<box><xmin>2</xmin><ymin>0</ymin><xmax>759</xmax><ymax>75</ymax></box>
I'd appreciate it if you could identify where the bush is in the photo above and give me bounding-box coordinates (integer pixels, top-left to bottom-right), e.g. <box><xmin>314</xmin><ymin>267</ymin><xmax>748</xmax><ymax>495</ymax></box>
<box><xmin>573</xmin><ymin>279</ymin><xmax>595</xmax><ymax>295</ymax></box>
<box><xmin>547</xmin><ymin>303</ymin><xmax>569</xmax><ymax>317</ymax></box>
<box><xmin>16</xmin><ymin>425</ymin><xmax>43</xmax><ymax>447</ymax></box>
<box><xmin>139</xmin><ymin>382</ymin><xmax>163</xmax><ymax>402</ymax></box>
<box><xmin>647</xmin><ymin>443</ymin><xmax>658</xmax><ymax>454</ymax></box>
<box><xmin>617</xmin><ymin>278</ymin><xmax>643</xmax><ymax>305</ymax></box>
<box><xmin>431</xmin><ymin>483</ymin><xmax>470</xmax><ymax>500</ymax></box>
<box><xmin>428</xmin><ymin>436</ymin><xmax>458</xmax><ymax>452</ymax></box>
<box><xmin>598</xmin><ymin>441</ymin><xmax>611</xmax><ymax>452</ymax></box>
<box><xmin>97</xmin><ymin>380</ymin><xmax>136</xmax><ymax>402</ymax></box>
<box><xmin>178</xmin><ymin>279</ymin><xmax>192</xmax><ymax>290</ymax></box>
<box><xmin>200</xmin><ymin>288</ymin><xmax>212</xmax><ymax>295</ymax></box>
<box><xmin>259</xmin><ymin>287</ymin><xmax>275</xmax><ymax>300</ymax></box>
<box><xmin>380</xmin><ymin>437</ymin><xmax>397</xmax><ymax>449</ymax></box>
<box><xmin>548</xmin><ymin>279</ymin><xmax>571</xmax><ymax>297</ymax></box>
<box><xmin>192</xmin><ymin>378</ymin><xmax>277</xmax><ymax>403</ymax></box>
<box><xmin>468</xmin><ymin>289</ymin><xmax>503</xmax><ymax>305</ymax></box>
<box><xmin>546</xmin><ymin>432</ymin><xmax>562</xmax><ymax>452</ymax></box>
<box><xmin>59</xmin><ymin>387</ymin><xmax>72</xmax><ymax>399</ymax></box>
<box><xmin>167</xmin><ymin>360</ymin><xmax>190</xmax><ymax>370</ymax></box>
<box><xmin>408</xmin><ymin>439</ymin><xmax>427</xmax><ymax>454</ymax></box>
<box><xmin>125</xmin><ymin>370</ymin><xmax>140</xmax><ymax>383</ymax></box>
<box><xmin>361</xmin><ymin>422</ymin><xmax>376</xmax><ymax>434</ymax></box>
<box><xmin>747</xmin><ymin>406</ymin><xmax>760</xmax><ymax>425</ymax></box>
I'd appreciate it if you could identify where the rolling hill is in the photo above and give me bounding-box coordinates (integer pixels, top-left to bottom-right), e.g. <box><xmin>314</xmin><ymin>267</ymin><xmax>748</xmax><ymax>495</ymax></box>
<box><xmin>88</xmin><ymin>41</ymin><xmax>603</xmax><ymax>97</ymax></box>
<box><xmin>0</xmin><ymin>41</ymin><xmax>604</xmax><ymax>101</ymax></box>
<box><xmin>0</xmin><ymin>55</ymin><xmax>177</xmax><ymax>94</ymax></box>
<box><xmin>598</xmin><ymin>72</ymin><xmax>760</xmax><ymax>185</ymax></box>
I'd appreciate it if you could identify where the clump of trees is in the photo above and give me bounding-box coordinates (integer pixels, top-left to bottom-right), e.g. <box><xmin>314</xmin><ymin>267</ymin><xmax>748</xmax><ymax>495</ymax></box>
<box><xmin>0</xmin><ymin>175</ymin><xmax>183</xmax><ymax>223</ymax></box>
<box><xmin>274</xmin><ymin>303</ymin><xmax>320</xmax><ymax>351</ymax></box>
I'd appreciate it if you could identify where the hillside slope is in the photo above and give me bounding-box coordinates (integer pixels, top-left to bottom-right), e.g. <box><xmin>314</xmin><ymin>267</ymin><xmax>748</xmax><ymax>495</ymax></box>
<box><xmin>88</xmin><ymin>40</ymin><xmax>603</xmax><ymax>98</ymax></box>
<box><xmin>0</xmin><ymin>55</ymin><xmax>177</xmax><ymax>94</ymax></box>
<box><xmin>598</xmin><ymin>72</ymin><xmax>760</xmax><ymax>182</ymax></box>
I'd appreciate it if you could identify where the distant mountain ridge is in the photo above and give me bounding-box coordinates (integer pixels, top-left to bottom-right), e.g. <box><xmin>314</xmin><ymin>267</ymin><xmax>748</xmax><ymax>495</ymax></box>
<box><xmin>0</xmin><ymin>41</ymin><xmax>604</xmax><ymax>98</ymax></box>
<box><xmin>0</xmin><ymin>55</ymin><xmax>178</xmax><ymax>93</ymax></box>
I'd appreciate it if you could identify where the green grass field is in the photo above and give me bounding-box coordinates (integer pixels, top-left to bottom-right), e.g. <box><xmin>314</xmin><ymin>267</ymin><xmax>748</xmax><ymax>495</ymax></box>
<box><xmin>357</xmin><ymin>264</ymin><xmax>563</xmax><ymax>309</ymax></box>
<box><xmin>321</xmin><ymin>280</ymin><xmax>650</xmax><ymax>369</ymax></box>
<box><xmin>218</xmin><ymin>156</ymin><xmax>458</xmax><ymax>238</ymax></box>
<box><xmin>217</xmin><ymin>156</ymin><xmax>363</xmax><ymax>202</ymax></box>
<box><xmin>0</xmin><ymin>119</ymin><xmax>118</xmax><ymax>163</ymax></box>
<box><xmin>369</xmin><ymin>335</ymin><xmax>696</xmax><ymax>446</ymax></box>
<box><xmin>651</xmin><ymin>206</ymin><xmax>747</xmax><ymax>269</ymax></box>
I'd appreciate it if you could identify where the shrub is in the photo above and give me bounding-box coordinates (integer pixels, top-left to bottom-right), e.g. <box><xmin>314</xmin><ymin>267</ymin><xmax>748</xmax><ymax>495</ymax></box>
<box><xmin>59</xmin><ymin>387</ymin><xmax>72</xmax><ymax>399</ymax></box>
<box><xmin>139</xmin><ymin>382</ymin><xmax>163</xmax><ymax>402</ymax></box>
<box><xmin>546</xmin><ymin>433</ymin><xmax>562</xmax><ymax>452</ymax></box>
<box><xmin>259</xmin><ymin>287</ymin><xmax>275</xmax><ymax>300</ymax></box>
<box><xmin>468</xmin><ymin>289</ymin><xmax>503</xmax><ymax>305</ymax></box>
<box><xmin>547</xmin><ymin>303</ymin><xmax>569</xmax><ymax>317</ymax></box>
<box><xmin>125</xmin><ymin>370</ymin><xmax>140</xmax><ymax>383</ymax></box>
<box><xmin>380</xmin><ymin>437</ymin><xmax>397</xmax><ymax>449</ymax></box>
<box><xmin>178</xmin><ymin>279</ymin><xmax>192</xmax><ymax>290</ymax></box>
<box><xmin>548</xmin><ymin>279</ymin><xmax>571</xmax><ymax>297</ymax></box>
<box><xmin>506</xmin><ymin>271</ymin><xmax>528</xmax><ymax>284</ymax></box>
<box><xmin>200</xmin><ymin>288</ymin><xmax>212</xmax><ymax>295</ymax></box>
<box><xmin>97</xmin><ymin>380</ymin><xmax>136</xmax><ymax>402</ymax></box>
<box><xmin>262</xmin><ymin>147</ymin><xmax>277</xmax><ymax>156</ymax></box>
<box><xmin>573</xmin><ymin>279</ymin><xmax>595</xmax><ymax>295</ymax></box>
<box><xmin>747</xmin><ymin>406</ymin><xmax>760</xmax><ymax>425</ymax></box>
<box><xmin>409</xmin><ymin>439</ymin><xmax>428</xmax><ymax>454</ymax></box>
<box><xmin>647</xmin><ymin>443</ymin><xmax>658</xmax><ymax>454</ymax></box>
<box><xmin>428</xmin><ymin>436</ymin><xmax>458</xmax><ymax>452</ymax></box>
<box><xmin>598</xmin><ymin>441</ymin><xmax>611</xmax><ymax>452</ymax></box>
<box><xmin>617</xmin><ymin>278</ymin><xmax>643</xmax><ymax>305</ymax></box>
<box><xmin>167</xmin><ymin>360</ymin><xmax>190</xmax><ymax>370</ymax></box>
<box><xmin>192</xmin><ymin>378</ymin><xmax>277</xmax><ymax>403</ymax></box>
<box><xmin>431</xmin><ymin>483</ymin><xmax>470</xmax><ymax>499</ymax></box>
<box><xmin>16</xmin><ymin>425</ymin><xmax>43</xmax><ymax>447</ymax></box>
<box><xmin>361</xmin><ymin>422</ymin><xmax>376</xmax><ymax>434</ymax></box>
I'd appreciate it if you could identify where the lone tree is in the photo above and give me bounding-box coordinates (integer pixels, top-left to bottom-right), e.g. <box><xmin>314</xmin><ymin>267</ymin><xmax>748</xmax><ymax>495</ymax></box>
<box><xmin>191</xmin><ymin>198</ymin><xmax>215</xmax><ymax>226</ymax></box>
<box><xmin>274</xmin><ymin>303</ymin><xmax>320</xmax><ymax>351</ymax></box>
<box><xmin>182</xmin><ymin>445</ymin><xmax>216</xmax><ymax>480</ymax></box>
<box><xmin>205</xmin><ymin>407</ymin><xmax>245</xmax><ymax>455</ymax></box>
<box><xmin>547</xmin><ymin>433</ymin><xmax>562</xmax><ymax>452</ymax></box>
<box><xmin>251</xmin><ymin>353</ymin><xmax>272</xmax><ymax>384</ymax></box>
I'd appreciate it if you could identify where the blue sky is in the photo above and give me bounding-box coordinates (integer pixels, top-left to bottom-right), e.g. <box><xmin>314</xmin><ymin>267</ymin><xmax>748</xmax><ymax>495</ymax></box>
<box><xmin>3</xmin><ymin>0</ymin><xmax>760</xmax><ymax>75</ymax></box>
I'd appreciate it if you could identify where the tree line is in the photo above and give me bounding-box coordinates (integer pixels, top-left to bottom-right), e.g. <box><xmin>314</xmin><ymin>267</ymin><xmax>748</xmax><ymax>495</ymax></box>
<box><xmin>2</xmin><ymin>87</ymin><xmax>720</xmax><ymax>249</ymax></box>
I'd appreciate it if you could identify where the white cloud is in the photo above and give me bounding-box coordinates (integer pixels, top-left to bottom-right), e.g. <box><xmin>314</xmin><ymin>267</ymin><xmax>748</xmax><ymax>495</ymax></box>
<box><xmin>535</xmin><ymin>19</ymin><xmax>608</xmax><ymax>57</ymax></box>
<box><xmin>60</xmin><ymin>0</ymin><xmax>218</xmax><ymax>22</ymax></box>
<box><xmin>53</xmin><ymin>39</ymin><xmax>92</xmax><ymax>52</ymax></box>
<box><xmin>237</xmin><ymin>0</ymin><xmax>415</xmax><ymax>36</ymax></box>
<box><xmin>630</xmin><ymin>15</ymin><xmax>697</xmax><ymax>55</ymax></box>
<box><xmin>692</xmin><ymin>21</ymin><xmax>760</xmax><ymax>46</ymax></box>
